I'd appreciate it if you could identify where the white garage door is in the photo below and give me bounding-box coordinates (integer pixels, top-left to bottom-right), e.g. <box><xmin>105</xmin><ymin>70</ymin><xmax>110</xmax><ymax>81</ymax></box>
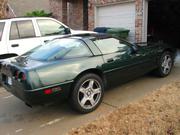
<box><xmin>95</xmin><ymin>2</ymin><xmax>135</xmax><ymax>42</ymax></box>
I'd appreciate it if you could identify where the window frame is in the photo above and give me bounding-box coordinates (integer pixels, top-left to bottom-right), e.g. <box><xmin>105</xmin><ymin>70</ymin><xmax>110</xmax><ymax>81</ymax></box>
<box><xmin>0</xmin><ymin>22</ymin><xmax>5</xmax><ymax>41</ymax></box>
<box><xmin>9</xmin><ymin>20</ymin><xmax>36</xmax><ymax>40</ymax></box>
<box><xmin>36</xmin><ymin>19</ymin><xmax>66</xmax><ymax>37</ymax></box>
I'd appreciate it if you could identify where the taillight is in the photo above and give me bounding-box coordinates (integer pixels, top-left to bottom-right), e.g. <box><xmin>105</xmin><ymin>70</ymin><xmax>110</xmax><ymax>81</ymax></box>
<box><xmin>19</xmin><ymin>72</ymin><xmax>26</xmax><ymax>81</ymax></box>
<box><xmin>44</xmin><ymin>89</ymin><xmax>53</xmax><ymax>95</ymax></box>
<box><xmin>15</xmin><ymin>71</ymin><xmax>19</xmax><ymax>79</ymax></box>
<box><xmin>13</xmin><ymin>71</ymin><xmax>26</xmax><ymax>81</ymax></box>
<box><xmin>44</xmin><ymin>87</ymin><xmax>62</xmax><ymax>95</ymax></box>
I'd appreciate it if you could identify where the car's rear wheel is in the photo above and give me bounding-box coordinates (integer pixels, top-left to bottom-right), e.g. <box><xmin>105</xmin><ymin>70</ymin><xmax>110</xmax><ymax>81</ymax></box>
<box><xmin>155</xmin><ymin>51</ymin><xmax>174</xmax><ymax>77</ymax></box>
<box><xmin>70</xmin><ymin>73</ymin><xmax>104</xmax><ymax>113</ymax></box>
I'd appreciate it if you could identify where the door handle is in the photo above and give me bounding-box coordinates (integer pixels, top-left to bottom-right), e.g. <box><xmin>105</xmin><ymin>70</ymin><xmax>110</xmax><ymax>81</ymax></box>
<box><xmin>107</xmin><ymin>58</ymin><xmax>114</xmax><ymax>63</ymax></box>
<box><xmin>11</xmin><ymin>44</ymin><xmax>19</xmax><ymax>47</ymax></box>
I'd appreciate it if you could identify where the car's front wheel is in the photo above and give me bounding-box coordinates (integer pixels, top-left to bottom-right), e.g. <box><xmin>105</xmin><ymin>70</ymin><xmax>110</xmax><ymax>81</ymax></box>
<box><xmin>156</xmin><ymin>51</ymin><xmax>174</xmax><ymax>77</ymax></box>
<box><xmin>70</xmin><ymin>73</ymin><xmax>104</xmax><ymax>113</ymax></box>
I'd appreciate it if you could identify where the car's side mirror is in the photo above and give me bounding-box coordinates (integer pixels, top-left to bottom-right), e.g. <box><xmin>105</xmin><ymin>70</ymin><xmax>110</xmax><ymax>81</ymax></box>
<box><xmin>64</xmin><ymin>28</ymin><xmax>71</xmax><ymax>34</ymax></box>
<box><xmin>131</xmin><ymin>44</ymin><xmax>139</xmax><ymax>53</ymax></box>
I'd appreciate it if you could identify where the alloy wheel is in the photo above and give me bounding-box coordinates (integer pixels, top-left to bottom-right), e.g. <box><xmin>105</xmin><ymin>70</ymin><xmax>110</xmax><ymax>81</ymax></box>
<box><xmin>77</xmin><ymin>79</ymin><xmax>102</xmax><ymax>110</ymax></box>
<box><xmin>161</xmin><ymin>54</ymin><xmax>172</xmax><ymax>75</ymax></box>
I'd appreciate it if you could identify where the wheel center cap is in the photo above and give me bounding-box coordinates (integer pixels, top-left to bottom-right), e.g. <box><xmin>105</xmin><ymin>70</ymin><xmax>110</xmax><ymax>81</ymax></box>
<box><xmin>86</xmin><ymin>89</ymin><xmax>93</xmax><ymax>97</ymax></box>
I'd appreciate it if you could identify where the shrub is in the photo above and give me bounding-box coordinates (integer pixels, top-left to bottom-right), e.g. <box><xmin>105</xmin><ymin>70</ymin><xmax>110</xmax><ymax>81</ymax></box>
<box><xmin>26</xmin><ymin>10</ymin><xmax>52</xmax><ymax>17</ymax></box>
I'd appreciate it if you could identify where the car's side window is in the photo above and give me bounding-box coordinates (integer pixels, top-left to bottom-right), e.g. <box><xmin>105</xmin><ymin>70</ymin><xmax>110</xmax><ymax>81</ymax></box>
<box><xmin>10</xmin><ymin>20</ymin><xmax>36</xmax><ymax>40</ymax></box>
<box><xmin>10</xmin><ymin>22</ymin><xmax>19</xmax><ymax>40</ymax></box>
<box><xmin>0</xmin><ymin>22</ymin><xmax>5</xmax><ymax>41</ymax></box>
<box><xmin>93</xmin><ymin>38</ymin><xmax>130</xmax><ymax>54</ymax></box>
<box><xmin>37</xmin><ymin>19</ymin><xmax>66</xmax><ymax>36</ymax></box>
<box><xmin>17</xmin><ymin>20</ymin><xmax>36</xmax><ymax>38</ymax></box>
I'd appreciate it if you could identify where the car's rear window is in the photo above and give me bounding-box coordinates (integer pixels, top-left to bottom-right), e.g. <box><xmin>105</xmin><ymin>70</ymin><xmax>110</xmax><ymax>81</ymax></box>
<box><xmin>28</xmin><ymin>38</ymin><xmax>92</xmax><ymax>61</ymax></box>
<box><xmin>0</xmin><ymin>22</ymin><xmax>5</xmax><ymax>41</ymax></box>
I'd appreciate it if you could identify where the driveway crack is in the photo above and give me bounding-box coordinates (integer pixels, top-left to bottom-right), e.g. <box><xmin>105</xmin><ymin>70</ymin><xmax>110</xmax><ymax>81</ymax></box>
<box><xmin>102</xmin><ymin>101</ymin><xmax>118</xmax><ymax>108</ymax></box>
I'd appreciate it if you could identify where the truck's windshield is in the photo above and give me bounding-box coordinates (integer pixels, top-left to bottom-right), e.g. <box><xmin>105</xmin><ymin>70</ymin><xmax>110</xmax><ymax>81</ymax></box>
<box><xmin>0</xmin><ymin>22</ymin><xmax>5</xmax><ymax>41</ymax></box>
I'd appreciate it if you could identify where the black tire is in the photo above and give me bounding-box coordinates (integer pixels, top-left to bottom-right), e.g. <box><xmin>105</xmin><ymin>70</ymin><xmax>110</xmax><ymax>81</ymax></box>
<box><xmin>155</xmin><ymin>51</ymin><xmax>174</xmax><ymax>77</ymax></box>
<box><xmin>70</xmin><ymin>73</ymin><xmax>104</xmax><ymax>114</ymax></box>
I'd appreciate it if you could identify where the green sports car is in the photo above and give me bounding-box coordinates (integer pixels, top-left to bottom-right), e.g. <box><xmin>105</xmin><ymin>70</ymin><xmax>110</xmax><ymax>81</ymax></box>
<box><xmin>0</xmin><ymin>34</ymin><xmax>176</xmax><ymax>113</ymax></box>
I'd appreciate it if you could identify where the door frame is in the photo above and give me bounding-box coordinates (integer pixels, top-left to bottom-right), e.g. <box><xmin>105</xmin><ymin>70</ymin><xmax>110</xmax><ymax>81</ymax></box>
<box><xmin>142</xmin><ymin>0</ymin><xmax>149</xmax><ymax>42</ymax></box>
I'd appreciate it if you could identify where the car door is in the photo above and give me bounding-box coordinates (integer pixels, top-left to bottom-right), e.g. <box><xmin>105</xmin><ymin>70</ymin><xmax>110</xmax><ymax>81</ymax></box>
<box><xmin>35</xmin><ymin>19</ymin><xmax>69</xmax><ymax>43</ymax></box>
<box><xmin>93</xmin><ymin>37</ymin><xmax>154</xmax><ymax>86</ymax></box>
<box><xmin>8</xmin><ymin>20</ymin><xmax>43</xmax><ymax>55</ymax></box>
<box><xmin>128</xmin><ymin>45</ymin><xmax>158</xmax><ymax>77</ymax></box>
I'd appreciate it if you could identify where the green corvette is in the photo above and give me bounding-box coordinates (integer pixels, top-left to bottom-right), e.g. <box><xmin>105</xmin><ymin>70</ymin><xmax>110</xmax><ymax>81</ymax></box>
<box><xmin>0</xmin><ymin>34</ymin><xmax>176</xmax><ymax>113</ymax></box>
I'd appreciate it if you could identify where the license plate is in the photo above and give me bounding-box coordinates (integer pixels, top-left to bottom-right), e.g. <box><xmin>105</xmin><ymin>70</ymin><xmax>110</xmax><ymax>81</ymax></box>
<box><xmin>7</xmin><ymin>77</ymin><xmax>12</xmax><ymax>86</ymax></box>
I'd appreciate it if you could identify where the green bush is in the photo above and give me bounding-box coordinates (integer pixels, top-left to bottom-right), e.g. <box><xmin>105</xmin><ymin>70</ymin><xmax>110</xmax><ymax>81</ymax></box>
<box><xmin>26</xmin><ymin>10</ymin><xmax>52</xmax><ymax>17</ymax></box>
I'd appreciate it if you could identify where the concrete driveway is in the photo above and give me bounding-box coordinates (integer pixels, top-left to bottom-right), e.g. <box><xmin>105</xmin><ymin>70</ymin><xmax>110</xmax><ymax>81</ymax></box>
<box><xmin>0</xmin><ymin>59</ymin><xmax>180</xmax><ymax>135</ymax></box>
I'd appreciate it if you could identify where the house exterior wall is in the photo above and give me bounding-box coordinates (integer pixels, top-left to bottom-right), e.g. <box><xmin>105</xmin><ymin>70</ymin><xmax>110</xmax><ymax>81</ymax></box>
<box><xmin>49</xmin><ymin>0</ymin><xmax>145</xmax><ymax>42</ymax></box>
<box><xmin>8</xmin><ymin>0</ymin><xmax>51</xmax><ymax>17</ymax></box>
<box><xmin>135</xmin><ymin>0</ymin><xmax>144</xmax><ymax>43</ymax></box>
<box><xmin>49</xmin><ymin>0</ymin><xmax>67</xmax><ymax>24</ymax></box>
<box><xmin>88</xmin><ymin>0</ymin><xmax>144</xmax><ymax>43</ymax></box>
<box><xmin>68</xmin><ymin>0</ymin><xmax>84</xmax><ymax>30</ymax></box>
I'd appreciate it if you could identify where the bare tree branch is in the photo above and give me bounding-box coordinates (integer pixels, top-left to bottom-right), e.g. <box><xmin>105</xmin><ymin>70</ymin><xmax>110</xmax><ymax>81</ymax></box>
<box><xmin>0</xmin><ymin>0</ymin><xmax>7</xmax><ymax>19</ymax></box>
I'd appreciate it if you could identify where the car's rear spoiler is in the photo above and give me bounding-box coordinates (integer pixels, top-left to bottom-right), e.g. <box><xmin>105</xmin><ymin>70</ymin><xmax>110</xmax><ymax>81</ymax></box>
<box><xmin>135</xmin><ymin>42</ymin><xmax>148</xmax><ymax>46</ymax></box>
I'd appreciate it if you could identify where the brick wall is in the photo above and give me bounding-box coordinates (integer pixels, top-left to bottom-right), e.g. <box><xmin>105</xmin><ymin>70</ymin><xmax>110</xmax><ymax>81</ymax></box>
<box><xmin>135</xmin><ymin>0</ymin><xmax>143</xmax><ymax>42</ymax></box>
<box><xmin>68</xmin><ymin>0</ymin><xmax>84</xmax><ymax>30</ymax></box>
<box><xmin>49</xmin><ymin>0</ymin><xmax>84</xmax><ymax>30</ymax></box>
<box><xmin>49</xmin><ymin>0</ymin><xmax>67</xmax><ymax>24</ymax></box>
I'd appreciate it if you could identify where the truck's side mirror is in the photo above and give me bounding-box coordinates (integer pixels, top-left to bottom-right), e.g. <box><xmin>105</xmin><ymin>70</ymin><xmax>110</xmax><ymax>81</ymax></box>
<box><xmin>64</xmin><ymin>28</ymin><xmax>71</xmax><ymax>34</ymax></box>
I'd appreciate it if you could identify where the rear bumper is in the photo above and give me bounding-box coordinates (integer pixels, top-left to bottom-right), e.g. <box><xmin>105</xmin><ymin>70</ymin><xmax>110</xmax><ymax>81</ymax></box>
<box><xmin>1</xmin><ymin>78</ymin><xmax>73</xmax><ymax>105</ymax></box>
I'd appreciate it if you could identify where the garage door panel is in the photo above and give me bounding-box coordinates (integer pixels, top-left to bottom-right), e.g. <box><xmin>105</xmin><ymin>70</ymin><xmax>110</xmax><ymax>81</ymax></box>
<box><xmin>98</xmin><ymin>12</ymin><xmax>135</xmax><ymax>17</ymax></box>
<box><xmin>97</xmin><ymin>3</ymin><xmax>135</xmax><ymax>15</ymax></box>
<box><xmin>96</xmin><ymin>2</ymin><xmax>135</xmax><ymax>42</ymax></box>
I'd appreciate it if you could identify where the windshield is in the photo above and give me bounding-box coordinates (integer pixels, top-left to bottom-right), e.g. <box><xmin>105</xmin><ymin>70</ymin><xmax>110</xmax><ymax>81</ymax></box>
<box><xmin>26</xmin><ymin>38</ymin><xmax>92</xmax><ymax>61</ymax></box>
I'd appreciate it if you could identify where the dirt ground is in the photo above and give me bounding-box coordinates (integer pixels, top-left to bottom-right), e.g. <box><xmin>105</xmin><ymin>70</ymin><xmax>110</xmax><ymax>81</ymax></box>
<box><xmin>69</xmin><ymin>81</ymin><xmax>180</xmax><ymax>135</ymax></box>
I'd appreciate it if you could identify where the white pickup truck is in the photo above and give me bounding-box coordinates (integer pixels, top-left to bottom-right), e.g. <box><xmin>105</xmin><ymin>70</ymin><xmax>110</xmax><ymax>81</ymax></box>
<box><xmin>0</xmin><ymin>17</ymin><xmax>93</xmax><ymax>59</ymax></box>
